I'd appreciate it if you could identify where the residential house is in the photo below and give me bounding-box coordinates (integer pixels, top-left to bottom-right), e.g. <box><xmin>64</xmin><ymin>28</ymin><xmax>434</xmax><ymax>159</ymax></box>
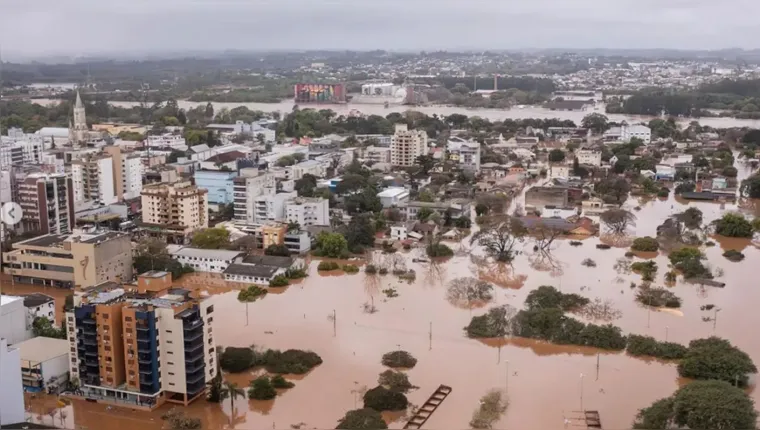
<box><xmin>377</xmin><ymin>187</ymin><xmax>410</xmax><ymax>208</ymax></box>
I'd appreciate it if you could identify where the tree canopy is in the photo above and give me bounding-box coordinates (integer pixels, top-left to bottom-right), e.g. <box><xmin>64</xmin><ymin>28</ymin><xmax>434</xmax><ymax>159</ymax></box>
<box><xmin>190</xmin><ymin>227</ymin><xmax>231</xmax><ymax>249</ymax></box>
<box><xmin>336</xmin><ymin>408</ymin><xmax>388</xmax><ymax>429</ymax></box>
<box><xmin>677</xmin><ymin>337</ymin><xmax>757</xmax><ymax>387</ymax></box>
<box><xmin>633</xmin><ymin>380</ymin><xmax>757</xmax><ymax>430</ymax></box>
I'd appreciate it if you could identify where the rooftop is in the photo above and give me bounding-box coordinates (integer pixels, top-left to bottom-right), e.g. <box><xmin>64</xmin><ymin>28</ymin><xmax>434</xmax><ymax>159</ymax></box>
<box><xmin>168</xmin><ymin>246</ymin><xmax>242</xmax><ymax>261</ymax></box>
<box><xmin>224</xmin><ymin>263</ymin><xmax>279</xmax><ymax>278</ymax></box>
<box><xmin>15</xmin><ymin>336</ymin><xmax>69</xmax><ymax>363</ymax></box>
<box><xmin>0</xmin><ymin>295</ymin><xmax>23</xmax><ymax>307</ymax></box>
<box><xmin>377</xmin><ymin>187</ymin><xmax>409</xmax><ymax>198</ymax></box>
<box><xmin>22</xmin><ymin>293</ymin><xmax>55</xmax><ymax>308</ymax></box>
<box><xmin>241</xmin><ymin>255</ymin><xmax>294</xmax><ymax>268</ymax></box>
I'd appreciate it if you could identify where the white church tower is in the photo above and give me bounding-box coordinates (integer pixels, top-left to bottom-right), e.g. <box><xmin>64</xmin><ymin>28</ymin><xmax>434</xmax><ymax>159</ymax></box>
<box><xmin>70</xmin><ymin>90</ymin><xmax>88</xmax><ymax>146</ymax></box>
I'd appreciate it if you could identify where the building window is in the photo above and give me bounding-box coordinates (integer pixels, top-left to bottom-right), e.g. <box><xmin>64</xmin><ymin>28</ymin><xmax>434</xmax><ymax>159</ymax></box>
<box><xmin>125</xmin><ymin>316</ymin><xmax>133</xmax><ymax>322</ymax></box>
<box><xmin>166</xmin><ymin>330</ymin><xmax>172</xmax><ymax>333</ymax></box>
<box><xmin>206</xmin><ymin>305</ymin><xmax>214</xmax><ymax>314</ymax></box>
<box><xmin>168</xmin><ymin>372</ymin><xmax>175</xmax><ymax>376</ymax></box>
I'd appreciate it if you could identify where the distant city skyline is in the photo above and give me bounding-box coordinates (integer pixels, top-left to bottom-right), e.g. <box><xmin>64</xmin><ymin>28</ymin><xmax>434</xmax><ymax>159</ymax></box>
<box><xmin>2</xmin><ymin>0</ymin><xmax>760</xmax><ymax>61</ymax></box>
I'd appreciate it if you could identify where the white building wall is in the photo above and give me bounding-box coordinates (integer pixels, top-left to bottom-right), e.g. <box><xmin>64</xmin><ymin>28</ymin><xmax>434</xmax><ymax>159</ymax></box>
<box><xmin>40</xmin><ymin>353</ymin><xmax>70</xmax><ymax>388</ymax></box>
<box><xmin>576</xmin><ymin>150</ymin><xmax>602</xmax><ymax>167</ymax></box>
<box><xmin>157</xmin><ymin>308</ymin><xmax>187</xmax><ymax>394</ymax></box>
<box><xmin>66</xmin><ymin>312</ymin><xmax>78</xmax><ymax>380</ymax></box>
<box><xmin>285</xmin><ymin>198</ymin><xmax>329</xmax><ymax>226</ymax></box>
<box><xmin>72</xmin><ymin>164</ymin><xmax>85</xmax><ymax>203</ymax></box>
<box><xmin>123</xmin><ymin>156</ymin><xmax>144</xmax><ymax>199</ymax></box>
<box><xmin>0</xmin><ymin>297</ymin><xmax>29</xmax><ymax>345</ymax></box>
<box><xmin>254</xmin><ymin>191</ymin><xmax>297</xmax><ymax>223</ymax></box>
<box><xmin>199</xmin><ymin>300</ymin><xmax>216</xmax><ymax>384</ymax></box>
<box><xmin>0</xmin><ymin>339</ymin><xmax>25</xmax><ymax>426</ymax></box>
<box><xmin>97</xmin><ymin>157</ymin><xmax>117</xmax><ymax>205</ymax></box>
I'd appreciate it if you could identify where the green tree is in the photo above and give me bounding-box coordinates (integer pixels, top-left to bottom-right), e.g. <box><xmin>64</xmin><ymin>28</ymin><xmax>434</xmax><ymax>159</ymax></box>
<box><xmin>315</xmin><ymin>232</ymin><xmax>349</xmax><ymax>258</ymax></box>
<box><xmin>416</xmin><ymin>207</ymin><xmax>434</xmax><ymax>221</ymax></box>
<box><xmin>264</xmin><ymin>244</ymin><xmax>291</xmax><ymax>256</ymax></box>
<box><xmin>581</xmin><ymin>113</ymin><xmax>609</xmax><ymax>133</ymax></box>
<box><xmin>378</xmin><ymin>370</ymin><xmax>414</xmax><ymax>393</ymax></box>
<box><xmin>220</xmin><ymin>347</ymin><xmax>255</xmax><ymax>373</ymax></box>
<box><xmin>631</xmin><ymin>237</ymin><xmax>659</xmax><ymax>252</ymax></box>
<box><xmin>190</xmin><ymin>228</ymin><xmax>231</xmax><ymax>249</ymax></box>
<box><xmin>633</xmin><ymin>381</ymin><xmax>757</xmax><ymax>430</ymax></box>
<box><xmin>343</xmin><ymin>213</ymin><xmax>377</xmax><ymax>253</ymax></box>
<box><xmin>417</xmin><ymin>189</ymin><xmax>435</xmax><ymax>202</ymax></box>
<box><xmin>675</xmin><ymin>207</ymin><xmax>703</xmax><ymax>229</ymax></box>
<box><xmin>31</xmin><ymin>317</ymin><xmax>66</xmax><ymax>339</ymax></box>
<box><xmin>713</xmin><ymin>213</ymin><xmax>754</xmax><ymax>238</ymax></box>
<box><xmin>336</xmin><ymin>408</ymin><xmax>388</xmax><ymax>429</ymax></box>
<box><xmin>415</xmin><ymin>155</ymin><xmax>436</xmax><ymax>175</ymax></box>
<box><xmin>248</xmin><ymin>376</ymin><xmax>277</xmax><ymax>400</ymax></box>
<box><xmin>741</xmin><ymin>173</ymin><xmax>760</xmax><ymax>198</ymax></box>
<box><xmin>294</xmin><ymin>174</ymin><xmax>318</xmax><ymax>197</ymax></box>
<box><xmin>363</xmin><ymin>386</ymin><xmax>408</xmax><ymax>411</ymax></box>
<box><xmin>548</xmin><ymin>149</ymin><xmax>566</xmax><ymax>162</ymax></box>
<box><xmin>678</xmin><ymin>337</ymin><xmax>757</xmax><ymax>386</ymax></box>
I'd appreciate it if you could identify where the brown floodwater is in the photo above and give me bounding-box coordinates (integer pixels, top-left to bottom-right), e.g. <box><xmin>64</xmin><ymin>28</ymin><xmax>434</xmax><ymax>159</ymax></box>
<box><xmin>16</xmin><ymin>159</ymin><xmax>760</xmax><ymax>430</ymax></box>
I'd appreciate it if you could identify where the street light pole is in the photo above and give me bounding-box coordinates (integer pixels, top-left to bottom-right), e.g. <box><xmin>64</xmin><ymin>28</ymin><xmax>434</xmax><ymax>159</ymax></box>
<box><xmin>665</xmin><ymin>326</ymin><xmax>669</xmax><ymax>341</ymax></box>
<box><xmin>505</xmin><ymin>360</ymin><xmax>509</xmax><ymax>396</ymax></box>
<box><xmin>580</xmin><ymin>373</ymin><xmax>585</xmax><ymax>412</ymax></box>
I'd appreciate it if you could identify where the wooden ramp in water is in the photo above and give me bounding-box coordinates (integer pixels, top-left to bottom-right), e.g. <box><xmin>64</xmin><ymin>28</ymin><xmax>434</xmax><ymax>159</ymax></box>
<box><xmin>403</xmin><ymin>384</ymin><xmax>452</xmax><ymax>429</ymax></box>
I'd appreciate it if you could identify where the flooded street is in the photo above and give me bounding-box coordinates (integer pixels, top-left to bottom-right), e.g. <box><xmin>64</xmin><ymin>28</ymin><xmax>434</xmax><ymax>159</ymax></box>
<box><xmin>13</xmin><ymin>161</ymin><xmax>760</xmax><ymax>429</ymax></box>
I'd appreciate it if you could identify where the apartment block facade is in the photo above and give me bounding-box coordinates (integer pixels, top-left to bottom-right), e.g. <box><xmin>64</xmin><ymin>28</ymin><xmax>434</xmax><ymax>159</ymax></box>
<box><xmin>18</xmin><ymin>173</ymin><xmax>75</xmax><ymax>235</ymax></box>
<box><xmin>72</xmin><ymin>155</ymin><xmax>117</xmax><ymax>205</ymax></box>
<box><xmin>67</xmin><ymin>272</ymin><xmax>216</xmax><ymax>409</ymax></box>
<box><xmin>141</xmin><ymin>180</ymin><xmax>209</xmax><ymax>236</ymax></box>
<box><xmin>391</xmin><ymin>124</ymin><xmax>428</xmax><ymax>167</ymax></box>
<box><xmin>285</xmin><ymin>197</ymin><xmax>329</xmax><ymax>227</ymax></box>
<box><xmin>233</xmin><ymin>169</ymin><xmax>276</xmax><ymax>224</ymax></box>
<box><xmin>3</xmin><ymin>230</ymin><xmax>133</xmax><ymax>289</ymax></box>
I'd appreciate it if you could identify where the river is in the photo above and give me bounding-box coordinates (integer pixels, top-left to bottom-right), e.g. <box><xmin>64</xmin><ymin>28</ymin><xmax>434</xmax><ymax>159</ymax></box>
<box><xmin>32</xmin><ymin>98</ymin><xmax>760</xmax><ymax>129</ymax></box>
<box><xmin>18</xmin><ymin>160</ymin><xmax>760</xmax><ymax>430</ymax></box>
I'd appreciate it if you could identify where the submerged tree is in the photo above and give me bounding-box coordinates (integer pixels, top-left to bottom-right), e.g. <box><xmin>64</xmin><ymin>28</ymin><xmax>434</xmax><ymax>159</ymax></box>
<box><xmin>600</xmin><ymin>209</ymin><xmax>636</xmax><ymax>235</ymax></box>
<box><xmin>446</xmin><ymin>277</ymin><xmax>494</xmax><ymax>307</ymax></box>
<box><xmin>336</xmin><ymin>408</ymin><xmax>388</xmax><ymax>429</ymax></box>
<box><xmin>632</xmin><ymin>381</ymin><xmax>757</xmax><ymax>430</ymax></box>
<box><xmin>464</xmin><ymin>305</ymin><xmax>518</xmax><ymax>338</ymax></box>
<box><xmin>470</xmin><ymin>389</ymin><xmax>509</xmax><ymax>429</ymax></box>
<box><xmin>470</xmin><ymin>216</ymin><xmax>526</xmax><ymax>262</ymax></box>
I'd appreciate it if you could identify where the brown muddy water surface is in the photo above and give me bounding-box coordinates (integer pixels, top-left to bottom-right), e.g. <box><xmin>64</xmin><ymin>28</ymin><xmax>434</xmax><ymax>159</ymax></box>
<box><xmin>18</xmin><ymin>160</ymin><xmax>760</xmax><ymax>430</ymax></box>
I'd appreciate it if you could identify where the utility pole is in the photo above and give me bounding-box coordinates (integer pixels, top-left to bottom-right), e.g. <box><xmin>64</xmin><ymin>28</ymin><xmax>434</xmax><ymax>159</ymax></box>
<box><xmin>713</xmin><ymin>308</ymin><xmax>721</xmax><ymax>332</ymax></box>
<box><xmin>428</xmin><ymin>321</ymin><xmax>432</xmax><ymax>350</ymax></box>
<box><xmin>245</xmin><ymin>302</ymin><xmax>249</xmax><ymax>326</ymax></box>
<box><xmin>579</xmin><ymin>373</ymin><xmax>585</xmax><ymax>412</ymax></box>
<box><xmin>333</xmin><ymin>310</ymin><xmax>337</xmax><ymax>337</ymax></box>
<box><xmin>665</xmin><ymin>326</ymin><xmax>669</xmax><ymax>341</ymax></box>
<box><xmin>595</xmin><ymin>353</ymin><xmax>600</xmax><ymax>380</ymax></box>
<box><xmin>505</xmin><ymin>360</ymin><xmax>509</xmax><ymax>396</ymax></box>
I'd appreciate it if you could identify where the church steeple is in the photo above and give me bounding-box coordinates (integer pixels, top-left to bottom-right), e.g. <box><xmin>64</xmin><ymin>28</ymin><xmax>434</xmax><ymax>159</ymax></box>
<box><xmin>71</xmin><ymin>90</ymin><xmax>88</xmax><ymax>146</ymax></box>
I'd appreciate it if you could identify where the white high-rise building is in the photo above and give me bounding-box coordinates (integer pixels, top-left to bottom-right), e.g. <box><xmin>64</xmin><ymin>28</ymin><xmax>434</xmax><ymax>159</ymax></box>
<box><xmin>576</xmin><ymin>149</ymin><xmax>602</xmax><ymax>167</ymax></box>
<box><xmin>253</xmin><ymin>191</ymin><xmax>297</xmax><ymax>223</ymax></box>
<box><xmin>233</xmin><ymin>169</ymin><xmax>277</xmax><ymax>224</ymax></box>
<box><xmin>0</xmin><ymin>338</ymin><xmax>25</xmax><ymax>426</ymax></box>
<box><xmin>72</xmin><ymin>155</ymin><xmax>117</xmax><ymax>205</ymax></box>
<box><xmin>285</xmin><ymin>197</ymin><xmax>330</xmax><ymax>226</ymax></box>
<box><xmin>391</xmin><ymin>124</ymin><xmax>428</xmax><ymax>167</ymax></box>
<box><xmin>122</xmin><ymin>154</ymin><xmax>144</xmax><ymax>199</ymax></box>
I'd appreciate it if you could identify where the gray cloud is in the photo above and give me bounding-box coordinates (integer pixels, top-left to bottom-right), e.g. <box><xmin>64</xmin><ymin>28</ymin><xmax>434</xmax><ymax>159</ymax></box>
<box><xmin>2</xmin><ymin>0</ymin><xmax>759</xmax><ymax>59</ymax></box>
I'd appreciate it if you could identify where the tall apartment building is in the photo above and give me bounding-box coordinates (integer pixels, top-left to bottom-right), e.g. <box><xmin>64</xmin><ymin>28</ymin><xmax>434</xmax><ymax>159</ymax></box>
<box><xmin>285</xmin><ymin>197</ymin><xmax>329</xmax><ymax>226</ymax></box>
<box><xmin>18</xmin><ymin>173</ymin><xmax>75</xmax><ymax>235</ymax></box>
<box><xmin>253</xmin><ymin>191</ymin><xmax>297</xmax><ymax>223</ymax></box>
<box><xmin>103</xmin><ymin>146</ymin><xmax>144</xmax><ymax>201</ymax></box>
<box><xmin>233</xmin><ymin>168</ymin><xmax>276</xmax><ymax>224</ymax></box>
<box><xmin>391</xmin><ymin>123</ymin><xmax>428</xmax><ymax>167</ymax></box>
<box><xmin>141</xmin><ymin>180</ymin><xmax>209</xmax><ymax>236</ymax></box>
<box><xmin>72</xmin><ymin>155</ymin><xmax>117</xmax><ymax>205</ymax></box>
<box><xmin>67</xmin><ymin>272</ymin><xmax>216</xmax><ymax>409</ymax></box>
<box><xmin>3</xmin><ymin>230</ymin><xmax>133</xmax><ymax>289</ymax></box>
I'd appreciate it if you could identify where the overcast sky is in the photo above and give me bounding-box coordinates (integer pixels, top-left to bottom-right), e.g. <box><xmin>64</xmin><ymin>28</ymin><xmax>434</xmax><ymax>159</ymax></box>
<box><xmin>2</xmin><ymin>0</ymin><xmax>759</xmax><ymax>60</ymax></box>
